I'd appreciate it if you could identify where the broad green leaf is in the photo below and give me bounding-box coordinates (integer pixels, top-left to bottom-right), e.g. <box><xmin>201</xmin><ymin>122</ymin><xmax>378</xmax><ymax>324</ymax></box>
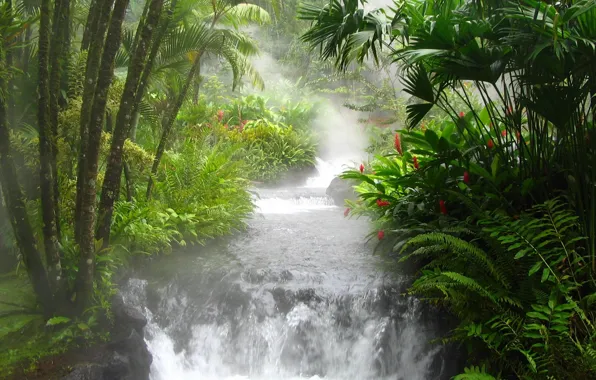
<box><xmin>46</xmin><ymin>316</ymin><xmax>71</xmax><ymax>326</ymax></box>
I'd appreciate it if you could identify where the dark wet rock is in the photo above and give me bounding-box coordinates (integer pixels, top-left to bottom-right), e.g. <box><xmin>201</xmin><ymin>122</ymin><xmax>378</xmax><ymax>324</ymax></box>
<box><xmin>61</xmin><ymin>295</ymin><xmax>152</xmax><ymax>380</ymax></box>
<box><xmin>112</xmin><ymin>293</ymin><xmax>147</xmax><ymax>338</ymax></box>
<box><xmin>103</xmin><ymin>352</ymin><xmax>130</xmax><ymax>379</ymax></box>
<box><xmin>62</xmin><ymin>364</ymin><xmax>104</xmax><ymax>380</ymax></box>
<box><xmin>279</xmin><ymin>270</ymin><xmax>294</xmax><ymax>282</ymax></box>
<box><xmin>326</xmin><ymin>177</ymin><xmax>358</xmax><ymax>206</ymax></box>
<box><xmin>270</xmin><ymin>287</ymin><xmax>293</xmax><ymax>314</ymax></box>
<box><xmin>220</xmin><ymin>284</ymin><xmax>250</xmax><ymax>316</ymax></box>
<box><xmin>295</xmin><ymin>288</ymin><xmax>322</xmax><ymax>304</ymax></box>
<box><xmin>108</xmin><ymin>329</ymin><xmax>152</xmax><ymax>379</ymax></box>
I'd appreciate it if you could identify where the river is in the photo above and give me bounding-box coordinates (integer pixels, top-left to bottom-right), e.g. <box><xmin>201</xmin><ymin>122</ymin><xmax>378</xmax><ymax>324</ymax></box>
<box><xmin>121</xmin><ymin>161</ymin><xmax>453</xmax><ymax>380</ymax></box>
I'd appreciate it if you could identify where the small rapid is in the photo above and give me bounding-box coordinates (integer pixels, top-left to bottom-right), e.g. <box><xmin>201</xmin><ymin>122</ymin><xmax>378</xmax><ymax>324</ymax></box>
<box><xmin>121</xmin><ymin>159</ymin><xmax>451</xmax><ymax>380</ymax></box>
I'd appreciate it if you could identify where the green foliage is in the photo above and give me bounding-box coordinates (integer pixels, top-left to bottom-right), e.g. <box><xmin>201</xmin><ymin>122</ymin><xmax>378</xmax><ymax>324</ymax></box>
<box><xmin>453</xmin><ymin>366</ymin><xmax>496</xmax><ymax>380</ymax></box>
<box><xmin>177</xmin><ymin>94</ymin><xmax>318</xmax><ymax>183</ymax></box>
<box><xmin>239</xmin><ymin>119</ymin><xmax>317</xmax><ymax>182</ymax></box>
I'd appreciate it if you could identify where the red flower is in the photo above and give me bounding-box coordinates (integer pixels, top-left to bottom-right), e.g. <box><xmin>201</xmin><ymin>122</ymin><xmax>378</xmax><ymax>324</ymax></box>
<box><xmin>344</xmin><ymin>208</ymin><xmax>350</xmax><ymax>217</ymax></box>
<box><xmin>439</xmin><ymin>200</ymin><xmax>447</xmax><ymax>215</ymax></box>
<box><xmin>459</xmin><ymin>111</ymin><xmax>465</xmax><ymax>118</ymax></box>
<box><xmin>217</xmin><ymin>110</ymin><xmax>224</xmax><ymax>122</ymax></box>
<box><xmin>376</xmin><ymin>199</ymin><xmax>390</xmax><ymax>207</ymax></box>
<box><xmin>487</xmin><ymin>139</ymin><xmax>494</xmax><ymax>149</ymax></box>
<box><xmin>377</xmin><ymin>230</ymin><xmax>385</xmax><ymax>240</ymax></box>
<box><xmin>463</xmin><ymin>171</ymin><xmax>470</xmax><ymax>184</ymax></box>
<box><xmin>413</xmin><ymin>156</ymin><xmax>420</xmax><ymax>170</ymax></box>
<box><xmin>359</xmin><ymin>163</ymin><xmax>365</xmax><ymax>173</ymax></box>
<box><xmin>501</xmin><ymin>130</ymin><xmax>507</xmax><ymax>137</ymax></box>
<box><xmin>394</xmin><ymin>132</ymin><xmax>403</xmax><ymax>155</ymax></box>
<box><xmin>516</xmin><ymin>131</ymin><xmax>521</xmax><ymax>141</ymax></box>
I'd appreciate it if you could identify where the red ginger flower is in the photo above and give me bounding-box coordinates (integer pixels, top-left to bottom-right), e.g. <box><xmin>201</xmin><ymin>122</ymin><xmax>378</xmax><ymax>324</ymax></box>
<box><xmin>377</xmin><ymin>230</ymin><xmax>385</xmax><ymax>240</ymax></box>
<box><xmin>439</xmin><ymin>200</ymin><xmax>447</xmax><ymax>215</ymax></box>
<box><xmin>463</xmin><ymin>171</ymin><xmax>470</xmax><ymax>184</ymax></box>
<box><xmin>344</xmin><ymin>208</ymin><xmax>350</xmax><ymax>217</ymax></box>
<box><xmin>394</xmin><ymin>132</ymin><xmax>403</xmax><ymax>155</ymax></box>
<box><xmin>359</xmin><ymin>163</ymin><xmax>365</xmax><ymax>173</ymax></box>
<box><xmin>217</xmin><ymin>110</ymin><xmax>224</xmax><ymax>122</ymax></box>
<box><xmin>501</xmin><ymin>130</ymin><xmax>507</xmax><ymax>137</ymax></box>
<box><xmin>459</xmin><ymin>111</ymin><xmax>465</xmax><ymax>118</ymax></box>
<box><xmin>413</xmin><ymin>156</ymin><xmax>420</xmax><ymax>170</ymax></box>
<box><xmin>376</xmin><ymin>199</ymin><xmax>390</xmax><ymax>207</ymax></box>
<box><xmin>487</xmin><ymin>139</ymin><xmax>494</xmax><ymax>149</ymax></box>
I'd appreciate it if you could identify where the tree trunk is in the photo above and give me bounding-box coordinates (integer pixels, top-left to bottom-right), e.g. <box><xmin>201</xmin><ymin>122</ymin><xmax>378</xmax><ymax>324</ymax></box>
<box><xmin>74</xmin><ymin>0</ymin><xmax>116</xmax><ymax>242</ymax></box>
<box><xmin>22</xmin><ymin>25</ymin><xmax>32</xmax><ymax>75</ymax></box>
<box><xmin>49</xmin><ymin>0</ymin><xmax>70</xmax><ymax>242</ymax></box>
<box><xmin>0</xmin><ymin>46</ymin><xmax>54</xmax><ymax>318</ymax></box>
<box><xmin>80</xmin><ymin>0</ymin><xmax>100</xmax><ymax>51</ymax></box>
<box><xmin>128</xmin><ymin>0</ymin><xmax>178</xmax><ymax>132</ymax></box>
<box><xmin>123</xmin><ymin>161</ymin><xmax>133</xmax><ymax>201</ymax></box>
<box><xmin>61</xmin><ymin>0</ymin><xmax>73</xmax><ymax>106</ymax></box>
<box><xmin>105</xmin><ymin>109</ymin><xmax>113</xmax><ymax>133</ymax></box>
<box><xmin>5</xmin><ymin>0</ymin><xmax>15</xmax><ymax>129</ymax></box>
<box><xmin>38</xmin><ymin>0</ymin><xmax>62</xmax><ymax>291</ymax></box>
<box><xmin>146</xmin><ymin>56</ymin><xmax>201</xmax><ymax>199</ymax></box>
<box><xmin>74</xmin><ymin>0</ymin><xmax>130</xmax><ymax>311</ymax></box>
<box><xmin>96</xmin><ymin>0</ymin><xmax>166</xmax><ymax>244</ymax></box>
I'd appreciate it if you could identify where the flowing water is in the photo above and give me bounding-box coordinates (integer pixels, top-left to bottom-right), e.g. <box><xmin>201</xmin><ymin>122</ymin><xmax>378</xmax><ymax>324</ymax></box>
<box><xmin>121</xmin><ymin>159</ymin><xmax>453</xmax><ymax>380</ymax></box>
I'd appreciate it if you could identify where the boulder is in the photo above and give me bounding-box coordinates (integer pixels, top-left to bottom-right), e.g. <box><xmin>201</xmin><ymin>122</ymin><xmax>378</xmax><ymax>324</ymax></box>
<box><xmin>102</xmin><ymin>352</ymin><xmax>130</xmax><ymax>379</ymax></box>
<box><xmin>326</xmin><ymin>177</ymin><xmax>358</xmax><ymax>206</ymax></box>
<box><xmin>112</xmin><ymin>294</ymin><xmax>148</xmax><ymax>337</ymax></box>
<box><xmin>61</xmin><ymin>296</ymin><xmax>152</xmax><ymax>380</ymax></box>
<box><xmin>62</xmin><ymin>365</ymin><xmax>104</xmax><ymax>380</ymax></box>
<box><xmin>109</xmin><ymin>329</ymin><xmax>153</xmax><ymax>380</ymax></box>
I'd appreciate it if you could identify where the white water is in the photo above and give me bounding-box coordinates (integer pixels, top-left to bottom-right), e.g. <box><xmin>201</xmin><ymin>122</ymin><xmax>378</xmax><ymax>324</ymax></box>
<box><xmin>121</xmin><ymin>161</ymin><xmax>451</xmax><ymax>380</ymax></box>
<box><xmin>303</xmin><ymin>157</ymin><xmax>360</xmax><ymax>189</ymax></box>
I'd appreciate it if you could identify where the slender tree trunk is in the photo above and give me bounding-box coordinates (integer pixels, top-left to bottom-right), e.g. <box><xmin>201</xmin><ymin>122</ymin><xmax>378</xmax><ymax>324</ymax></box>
<box><xmin>74</xmin><ymin>0</ymin><xmax>130</xmax><ymax>311</ymax></box>
<box><xmin>22</xmin><ymin>25</ymin><xmax>32</xmax><ymax>75</ymax></box>
<box><xmin>126</xmin><ymin>0</ymin><xmax>179</xmax><ymax>144</ymax></box>
<box><xmin>123</xmin><ymin>161</ymin><xmax>133</xmax><ymax>201</ymax></box>
<box><xmin>128</xmin><ymin>0</ymin><xmax>178</xmax><ymax>131</ymax></box>
<box><xmin>96</xmin><ymin>0</ymin><xmax>166</xmax><ymax>244</ymax></box>
<box><xmin>74</xmin><ymin>0</ymin><xmax>116</xmax><ymax>242</ymax></box>
<box><xmin>5</xmin><ymin>0</ymin><xmax>15</xmax><ymax>129</ymax></box>
<box><xmin>80</xmin><ymin>0</ymin><xmax>100</xmax><ymax>51</ymax></box>
<box><xmin>49</xmin><ymin>0</ymin><xmax>70</xmax><ymax>242</ymax></box>
<box><xmin>38</xmin><ymin>0</ymin><xmax>62</xmax><ymax>290</ymax></box>
<box><xmin>125</xmin><ymin>112</ymin><xmax>141</xmax><ymax>200</ymax></box>
<box><xmin>146</xmin><ymin>56</ymin><xmax>201</xmax><ymax>199</ymax></box>
<box><xmin>0</xmin><ymin>46</ymin><xmax>54</xmax><ymax>318</ymax></box>
<box><xmin>130</xmin><ymin>0</ymin><xmax>151</xmax><ymax>58</ymax></box>
<box><xmin>61</xmin><ymin>0</ymin><xmax>73</xmax><ymax>106</ymax></box>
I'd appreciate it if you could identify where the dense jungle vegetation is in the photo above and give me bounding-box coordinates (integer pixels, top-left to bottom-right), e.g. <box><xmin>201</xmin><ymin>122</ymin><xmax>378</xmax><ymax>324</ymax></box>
<box><xmin>0</xmin><ymin>0</ymin><xmax>400</xmax><ymax>375</ymax></box>
<box><xmin>300</xmin><ymin>0</ymin><xmax>596</xmax><ymax>378</ymax></box>
<box><xmin>1</xmin><ymin>0</ymin><xmax>596</xmax><ymax>379</ymax></box>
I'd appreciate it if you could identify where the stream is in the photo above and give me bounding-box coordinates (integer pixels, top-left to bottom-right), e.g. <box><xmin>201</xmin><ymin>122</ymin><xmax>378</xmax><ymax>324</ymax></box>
<box><xmin>121</xmin><ymin>160</ymin><xmax>453</xmax><ymax>380</ymax></box>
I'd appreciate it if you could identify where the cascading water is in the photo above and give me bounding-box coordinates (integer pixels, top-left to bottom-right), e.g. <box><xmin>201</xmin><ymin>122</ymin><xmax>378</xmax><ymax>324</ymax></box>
<box><xmin>121</xmin><ymin>160</ymin><xmax>451</xmax><ymax>380</ymax></box>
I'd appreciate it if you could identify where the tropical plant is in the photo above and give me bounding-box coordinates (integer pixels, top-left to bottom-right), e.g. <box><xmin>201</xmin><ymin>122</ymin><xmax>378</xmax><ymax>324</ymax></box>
<box><xmin>301</xmin><ymin>0</ymin><xmax>596</xmax><ymax>270</ymax></box>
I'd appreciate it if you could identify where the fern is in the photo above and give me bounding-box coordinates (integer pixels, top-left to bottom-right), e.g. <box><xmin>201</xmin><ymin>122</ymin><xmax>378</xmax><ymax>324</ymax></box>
<box><xmin>402</xmin><ymin>232</ymin><xmax>509</xmax><ymax>288</ymax></box>
<box><xmin>453</xmin><ymin>365</ymin><xmax>497</xmax><ymax>380</ymax></box>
